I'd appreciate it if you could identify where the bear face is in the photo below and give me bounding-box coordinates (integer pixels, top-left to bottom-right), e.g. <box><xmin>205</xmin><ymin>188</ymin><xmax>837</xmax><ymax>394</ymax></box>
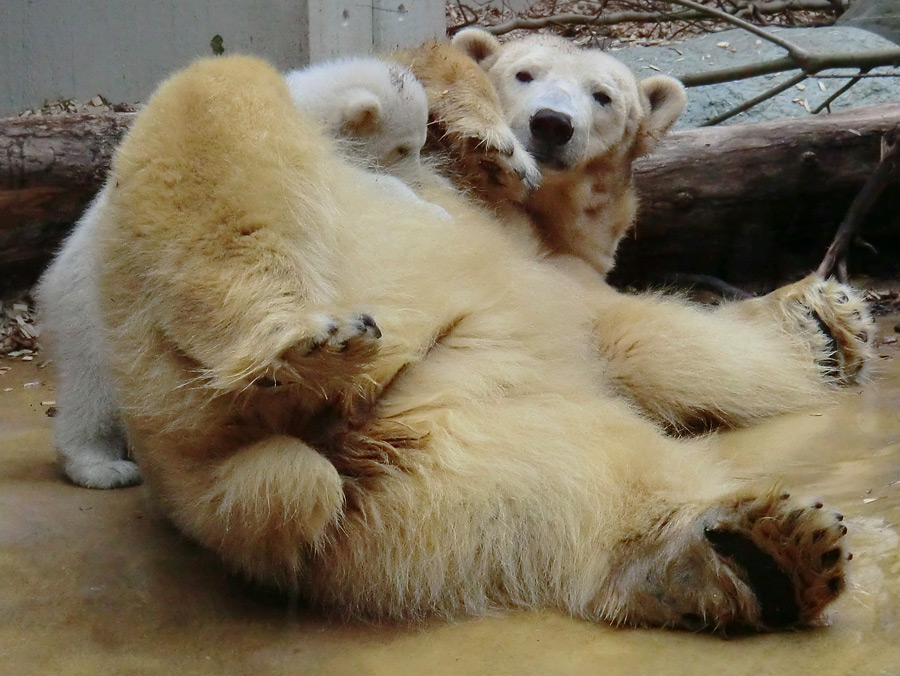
<box><xmin>285</xmin><ymin>58</ymin><xmax>428</xmax><ymax>174</ymax></box>
<box><xmin>442</xmin><ymin>29</ymin><xmax>686</xmax><ymax>276</ymax></box>
<box><xmin>451</xmin><ymin>29</ymin><xmax>685</xmax><ymax>172</ymax></box>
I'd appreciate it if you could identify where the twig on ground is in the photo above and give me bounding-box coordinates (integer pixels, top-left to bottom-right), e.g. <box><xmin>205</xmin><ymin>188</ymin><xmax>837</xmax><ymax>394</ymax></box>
<box><xmin>666</xmin><ymin>0</ymin><xmax>811</xmax><ymax>57</ymax></box>
<box><xmin>817</xmin><ymin>127</ymin><xmax>900</xmax><ymax>282</ymax></box>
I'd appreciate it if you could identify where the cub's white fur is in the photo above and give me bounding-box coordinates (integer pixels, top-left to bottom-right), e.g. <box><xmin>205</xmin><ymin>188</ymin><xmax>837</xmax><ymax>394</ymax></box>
<box><xmin>36</xmin><ymin>188</ymin><xmax>138</xmax><ymax>489</ymax></box>
<box><xmin>284</xmin><ymin>57</ymin><xmax>427</xmax><ymax>177</ymax></box>
<box><xmin>37</xmin><ymin>57</ymin><xmax>433</xmax><ymax>488</ymax></box>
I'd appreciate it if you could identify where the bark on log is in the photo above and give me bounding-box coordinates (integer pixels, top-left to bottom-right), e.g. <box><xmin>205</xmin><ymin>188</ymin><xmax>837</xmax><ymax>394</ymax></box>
<box><xmin>0</xmin><ymin>112</ymin><xmax>135</xmax><ymax>288</ymax></box>
<box><xmin>2</xmin><ymin>104</ymin><xmax>900</xmax><ymax>291</ymax></box>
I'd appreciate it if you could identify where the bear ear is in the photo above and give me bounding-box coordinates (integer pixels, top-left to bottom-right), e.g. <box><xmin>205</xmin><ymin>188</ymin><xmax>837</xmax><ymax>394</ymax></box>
<box><xmin>633</xmin><ymin>75</ymin><xmax>686</xmax><ymax>158</ymax></box>
<box><xmin>451</xmin><ymin>28</ymin><xmax>503</xmax><ymax>70</ymax></box>
<box><xmin>340</xmin><ymin>89</ymin><xmax>383</xmax><ymax>136</ymax></box>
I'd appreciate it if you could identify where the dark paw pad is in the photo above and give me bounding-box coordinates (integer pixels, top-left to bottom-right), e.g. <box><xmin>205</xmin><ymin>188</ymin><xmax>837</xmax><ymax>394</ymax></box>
<box><xmin>704</xmin><ymin>528</ymin><xmax>799</xmax><ymax>628</ymax></box>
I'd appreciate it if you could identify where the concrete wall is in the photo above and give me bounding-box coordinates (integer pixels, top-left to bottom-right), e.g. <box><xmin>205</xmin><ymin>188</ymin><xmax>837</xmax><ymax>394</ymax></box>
<box><xmin>1</xmin><ymin>0</ymin><xmax>445</xmax><ymax>116</ymax></box>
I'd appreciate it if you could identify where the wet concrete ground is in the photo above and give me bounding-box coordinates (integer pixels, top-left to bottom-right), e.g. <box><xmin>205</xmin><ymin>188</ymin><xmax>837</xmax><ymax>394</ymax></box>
<box><xmin>1</xmin><ymin>319</ymin><xmax>898</xmax><ymax>676</ymax></box>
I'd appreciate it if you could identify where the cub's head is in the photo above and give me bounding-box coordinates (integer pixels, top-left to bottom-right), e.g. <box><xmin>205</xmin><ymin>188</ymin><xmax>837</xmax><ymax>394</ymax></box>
<box><xmin>452</xmin><ymin>29</ymin><xmax>685</xmax><ymax>172</ymax></box>
<box><xmin>285</xmin><ymin>58</ymin><xmax>428</xmax><ymax>173</ymax></box>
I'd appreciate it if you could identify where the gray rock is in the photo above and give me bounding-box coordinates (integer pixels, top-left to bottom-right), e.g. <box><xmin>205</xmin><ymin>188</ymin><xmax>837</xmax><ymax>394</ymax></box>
<box><xmin>838</xmin><ymin>0</ymin><xmax>900</xmax><ymax>46</ymax></box>
<box><xmin>613</xmin><ymin>26</ymin><xmax>900</xmax><ymax>128</ymax></box>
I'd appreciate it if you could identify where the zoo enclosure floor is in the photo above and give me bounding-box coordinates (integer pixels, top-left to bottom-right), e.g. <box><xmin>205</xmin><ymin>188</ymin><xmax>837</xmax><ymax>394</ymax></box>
<box><xmin>1</xmin><ymin>318</ymin><xmax>899</xmax><ymax>676</ymax></box>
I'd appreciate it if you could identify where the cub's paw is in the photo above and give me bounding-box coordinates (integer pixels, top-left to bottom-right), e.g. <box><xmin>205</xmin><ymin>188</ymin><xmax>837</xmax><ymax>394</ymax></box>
<box><xmin>63</xmin><ymin>456</ymin><xmax>142</xmax><ymax>489</ymax></box>
<box><xmin>256</xmin><ymin>313</ymin><xmax>381</xmax><ymax>388</ymax></box>
<box><xmin>701</xmin><ymin>491</ymin><xmax>848</xmax><ymax>630</ymax></box>
<box><xmin>768</xmin><ymin>275</ymin><xmax>874</xmax><ymax>385</ymax></box>
<box><xmin>431</xmin><ymin>118</ymin><xmax>541</xmax><ymax>204</ymax></box>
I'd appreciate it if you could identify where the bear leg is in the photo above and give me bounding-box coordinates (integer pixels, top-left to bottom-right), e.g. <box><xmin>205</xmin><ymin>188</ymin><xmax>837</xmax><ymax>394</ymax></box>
<box><xmin>166</xmin><ymin>434</ymin><xmax>345</xmax><ymax>586</ymax></box>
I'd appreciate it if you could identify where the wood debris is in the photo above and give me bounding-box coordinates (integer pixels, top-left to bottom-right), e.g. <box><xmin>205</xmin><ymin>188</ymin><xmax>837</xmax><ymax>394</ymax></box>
<box><xmin>864</xmin><ymin>289</ymin><xmax>900</xmax><ymax>316</ymax></box>
<box><xmin>0</xmin><ymin>293</ymin><xmax>40</xmax><ymax>356</ymax></box>
<box><xmin>18</xmin><ymin>94</ymin><xmax>137</xmax><ymax>118</ymax></box>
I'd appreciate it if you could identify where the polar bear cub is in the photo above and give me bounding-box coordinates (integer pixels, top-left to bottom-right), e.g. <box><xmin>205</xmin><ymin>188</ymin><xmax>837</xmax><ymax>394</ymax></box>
<box><xmin>38</xmin><ymin>57</ymin><xmax>433</xmax><ymax>489</ymax></box>
<box><xmin>285</xmin><ymin>57</ymin><xmax>428</xmax><ymax>177</ymax></box>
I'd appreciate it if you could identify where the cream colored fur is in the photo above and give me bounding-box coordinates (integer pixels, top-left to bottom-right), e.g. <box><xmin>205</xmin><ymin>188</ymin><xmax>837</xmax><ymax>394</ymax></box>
<box><xmin>402</xmin><ymin>30</ymin><xmax>685</xmax><ymax>276</ymax></box>
<box><xmin>284</xmin><ymin>57</ymin><xmax>428</xmax><ymax>175</ymax></box>
<box><xmin>37</xmin><ymin>56</ymin><xmax>441</xmax><ymax>489</ymax></box>
<box><xmin>95</xmin><ymin>56</ymin><xmax>869</xmax><ymax>631</ymax></box>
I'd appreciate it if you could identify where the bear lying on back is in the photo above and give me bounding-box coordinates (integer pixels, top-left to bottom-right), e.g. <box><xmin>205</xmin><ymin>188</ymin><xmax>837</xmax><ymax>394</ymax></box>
<box><xmin>91</xmin><ymin>55</ymin><xmax>871</xmax><ymax>632</ymax></box>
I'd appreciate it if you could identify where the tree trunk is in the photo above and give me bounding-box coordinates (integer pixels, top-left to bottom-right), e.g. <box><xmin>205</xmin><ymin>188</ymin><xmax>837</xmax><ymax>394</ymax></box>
<box><xmin>2</xmin><ymin>104</ymin><xmax>900</xmax><ymax>292</ymax></box>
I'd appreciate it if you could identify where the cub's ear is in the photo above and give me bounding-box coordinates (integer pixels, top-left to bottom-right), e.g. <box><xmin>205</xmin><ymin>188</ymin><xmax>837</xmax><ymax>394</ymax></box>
<box><xmin>340</xmin><ymin>89</ymin><xmax>383</xmax><ymax>135</ymax></box>
<box><xmin>633</xmin><ymin>75</ymin><xmax>686</xmax><ymax>158</ymax></box>
<box><xmin>451</xmin><ymin>28</ymin><xmax>503</xmax><ymax>70</ymax></box>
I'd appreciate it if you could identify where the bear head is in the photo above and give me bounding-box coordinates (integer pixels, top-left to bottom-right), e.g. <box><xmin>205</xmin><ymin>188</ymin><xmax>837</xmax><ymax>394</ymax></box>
<box><xmin>286</xmin><ymin>58</ymin><xmax>429</xmax><ymax>174</ymax></box>
<box><xmin>451</xmin><ymin>29</ymin><xmax>685</xmax><ymax>172</ymax></box>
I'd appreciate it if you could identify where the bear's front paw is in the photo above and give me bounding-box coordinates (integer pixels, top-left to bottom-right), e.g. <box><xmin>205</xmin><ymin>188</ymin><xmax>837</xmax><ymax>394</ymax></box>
<box><xmin>295</xmin><ymin>312</ymin><xmax>382</xmax><ymax>355</ymax></box>
<box><xmin>775</xmin><ymin>276</ymin><xmax>874</xmax><ymax>385</ymax></box>
<box><xmin>435</xmin><ymin>118</ymin><xmax>541</xmax><ymax>203</ymax></box>
<box><xmin>255</xmin><ymin>313</ymin><xmax>382</xmax><ymax>388</ymax></box>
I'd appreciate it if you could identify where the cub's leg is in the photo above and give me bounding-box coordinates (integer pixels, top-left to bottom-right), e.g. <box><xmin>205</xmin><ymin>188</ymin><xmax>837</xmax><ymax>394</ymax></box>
<box><xmin>585</xmin><ymin>275</ymin><xmax>873</xmax><ymax>431</ymax></box>
<box><xmin>391</xmin><ymin>41</ymin><xmax>540</xmax><ymax>207</ymax></box>
<box><xmin>35</xmin><ymin>191</ymin><xmax>140</xmax><ymax>489</ymax></box>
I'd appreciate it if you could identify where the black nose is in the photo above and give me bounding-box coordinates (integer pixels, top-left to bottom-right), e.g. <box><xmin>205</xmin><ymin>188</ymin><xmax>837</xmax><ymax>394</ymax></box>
<box><xmin>529</xmin><ymin>109</ymin><xmax>574</xmax><ymax>146</ymax></box>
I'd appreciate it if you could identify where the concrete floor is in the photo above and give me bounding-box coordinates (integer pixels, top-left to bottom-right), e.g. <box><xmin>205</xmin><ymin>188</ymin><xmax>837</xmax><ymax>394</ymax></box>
<box><xmin>1</xmin><ymin>320</ymin><xmax>899</xmax><ymax>676</ymax></box>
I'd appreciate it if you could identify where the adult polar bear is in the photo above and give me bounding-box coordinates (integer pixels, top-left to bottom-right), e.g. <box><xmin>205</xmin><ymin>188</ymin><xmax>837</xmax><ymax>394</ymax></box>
<box><xmin>95</xmin><ymin>54</ymin><xmax>867</xmax><ymax>632</ymax></box>
<box><xmin>395</xmin><ymin>28</ymin><xmax>687</xmax><ymax>276</ymax></box>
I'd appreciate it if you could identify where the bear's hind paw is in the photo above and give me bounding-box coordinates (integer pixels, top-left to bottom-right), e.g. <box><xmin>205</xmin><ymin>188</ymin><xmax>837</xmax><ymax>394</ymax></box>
<box><xmin>754</xmin><ymin>275</ymin><xmax>875</xmax><ymax>386</ymax></box>
<box><xmin>701</xmin><ymin>491</ymin><xmax>848</xmax><ymax>630</ymax></box>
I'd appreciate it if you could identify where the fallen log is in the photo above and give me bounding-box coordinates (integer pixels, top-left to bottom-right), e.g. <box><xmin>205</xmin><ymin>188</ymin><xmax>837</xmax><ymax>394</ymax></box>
<box><xmin>2</xmin><ymin>104</ymin><xmax>900</xmax><ymax>292</ymax></box>
<box><xmin>618</xmin><ymin>102</ymin><xmax>900</xmax><ymax>288</ymax></box>
<box><xmin>0</xmin><ymin>112</ymin><xmax>135</xmax><ymax>289</ymax></box>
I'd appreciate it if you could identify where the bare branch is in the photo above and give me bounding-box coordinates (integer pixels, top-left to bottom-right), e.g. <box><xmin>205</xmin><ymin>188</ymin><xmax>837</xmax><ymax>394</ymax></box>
<box><xmin>817</xmin><ymin>127</ymin><xmax>900</xmax><ymax>282</ymax></box>
<box><xmin>701</xmin><ymin>71</ymin><xmax>808</xmax><ymax>125</ymax></box>
<box><xmin>477</xmin><ymin>0</ymin><xmax>838</xmax><ymax>37</ymax></box>
<box><xmin>665</xmin><ymin>0</ymin><xmax>811</xmax><ymax>59</ymax></box>
<box><xmin>811</xmin><ymin>68</ymin><xmax>869</xmax><ymax>114</ymax></box>
<box><xmin>681</xmin><ymin>49</ymin><xmax>900</xmax><ymax>87</ymax></box>
<box><xmin>479</xmin><ymin>10</ymin><xmax>699</xmax><ymax>36</ymax></box>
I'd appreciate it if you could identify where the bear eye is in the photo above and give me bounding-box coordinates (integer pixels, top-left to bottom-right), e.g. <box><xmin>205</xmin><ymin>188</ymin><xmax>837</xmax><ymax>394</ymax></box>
<box><xmin>515</xmin><ymin>71</ymin><xmax>534</xmax><ymax>83</ymax></box>
<box><xmin>593</xmin><ymin>91</ymin><xmax>612</xmax><ymax>105</ymax></box>
<box><xmin>395</xmin><ymin>146</ymin><xmax>409</xmax><ymax>158</ymax></box>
